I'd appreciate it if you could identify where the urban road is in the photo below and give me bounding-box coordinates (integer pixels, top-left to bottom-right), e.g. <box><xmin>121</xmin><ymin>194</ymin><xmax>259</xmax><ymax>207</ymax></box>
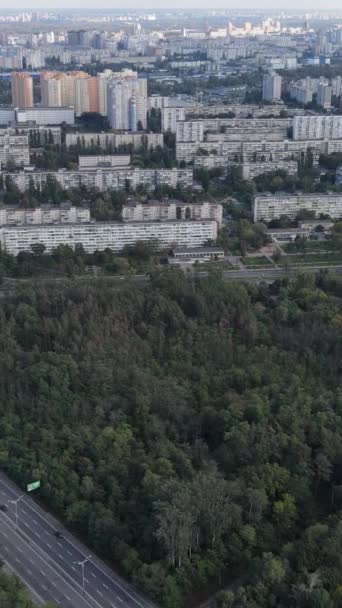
<box><xmin>1</xmin><ymin>262</ymin><xmax>342</xmax><ymax>291</ymax></box>
<box><xmin>0</xmin><ymin>473</ymin><xmax>157</xmax><ymax>608</ymax></box>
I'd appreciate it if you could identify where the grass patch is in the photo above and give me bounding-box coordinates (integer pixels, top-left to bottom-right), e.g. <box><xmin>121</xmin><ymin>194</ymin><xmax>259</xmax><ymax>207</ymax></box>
<box><xmin>242</xmin><ymin>256</ymin><xmax>273</xmax><ymax>267</ymax></box>
<box><xmin>282</xmin><ymin>252</ymin><xmax>342</xmax><ymax>266</ymax></box>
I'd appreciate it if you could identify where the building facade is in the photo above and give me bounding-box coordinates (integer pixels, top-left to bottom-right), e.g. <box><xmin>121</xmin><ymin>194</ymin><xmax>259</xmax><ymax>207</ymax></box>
<box><xmin>0</xmin><ymin>219</ymin><xmax>217</xmax><ymax>255</ymax></box>
<box><xmin>253</xmin><ymin>194</ymin><xmax>342</xmax><ymax>222</ymax></box>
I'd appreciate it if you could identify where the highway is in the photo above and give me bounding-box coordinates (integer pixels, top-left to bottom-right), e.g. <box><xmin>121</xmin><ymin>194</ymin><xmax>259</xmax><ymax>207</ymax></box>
<box><xmin>0</xmin><ymin>473</ymin><xmax>157</xmax><ymax>608</ymax></box>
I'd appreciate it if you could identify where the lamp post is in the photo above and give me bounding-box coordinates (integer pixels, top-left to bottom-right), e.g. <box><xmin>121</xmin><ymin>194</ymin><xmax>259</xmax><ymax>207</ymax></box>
<box><xmin>9</xmin><ymin>495</ymin><xmax>24</xmax><ymax>530</ymax></box>
<box><xmin>74</xmin><ymin>555</ymin><xmax>91</xmax><ymax>597</ymax></box>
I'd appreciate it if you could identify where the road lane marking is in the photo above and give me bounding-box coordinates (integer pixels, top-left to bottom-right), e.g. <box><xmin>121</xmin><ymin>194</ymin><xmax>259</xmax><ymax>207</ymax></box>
<box><xmin>67</xmin><ymin>550</ymin><xmax>72</xmax><ymax>556</ymax></box>
<box><xmin>103</xmin><ymin>583</ymin><xmax>109</xmax><ymax>589</ymax></box>
<box><xmin>57</xmin><ymin>542</ymin><xmax>62</xmax><ymax>547</ymax></box>
<box><xmin>2</xmin><ymin>532</ymin><xmax>8</xmax><ymax>538</ymax></box>
<box><xmin>46</xmin><ymin>543</ymin><xmax>52</xmax><ymax>549</ymax></box>
<box><xmin>17</xmin><ymin>547</ymin><xmax>23</xmax><ymax>554</ymax></box>
<box><xmin>32</xmin><ymin>519</ymin><xmax>38</xmax><ymax>525</ymax></box>
<box><xmin>0</xmin><ymin>475</ymin><xmax>152</xmax><ymax>608</ymax></box>
<box><xmin>27</xmin><ymin>569</ymin><xmax>32</xmax><ymax>575</ymax></box>
<box><xmin>91</xmin><ymin>572</ymin><xmax>96</xmax><ymax>578</ymax></box>
<box><xmin>40</xmin><ymin>569</ymin><xmax>46</xmax><ymax>576</ymax></box>
<box><xmin>0</xmin><ymin>516</ymin><xmax>104</xmax><ymax>608</ymax></box>
<box><xmin>42</xmin><ymin>584</ymin><xmax>48</xmax><ymax>591</ymax></box>
<box><xmin>84</xmin><ymin>578</ymin><xmax>89</xmax><ymax>583</ymax></box>
<box><xmin>96</xmin><ymin>590</ymin><xmax>103</xmax><ymax>597</ymax></box>
<box><xmin>58</xmin><ymin>554</ymin><xmax>63</xmax><ymax>559</ymax></box>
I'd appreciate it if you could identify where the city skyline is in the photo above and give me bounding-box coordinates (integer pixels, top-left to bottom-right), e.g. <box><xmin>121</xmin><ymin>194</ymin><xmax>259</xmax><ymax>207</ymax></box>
<box><xmin>1</xmin><ymin>1</ymin><xmax>342</xmax><ymax>10</ymax></box>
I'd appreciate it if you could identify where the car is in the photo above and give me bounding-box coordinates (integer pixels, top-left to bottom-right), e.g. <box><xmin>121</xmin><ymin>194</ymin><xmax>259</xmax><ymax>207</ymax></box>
<box><xmin>54</xmin><ymin>530</ymin><xmax>63</xmax><ymax>539</ymax></box>
<box><xmin>0</xmin><ymin>505</ymin><xmax>8</xmax><ymax>512</ymax></box>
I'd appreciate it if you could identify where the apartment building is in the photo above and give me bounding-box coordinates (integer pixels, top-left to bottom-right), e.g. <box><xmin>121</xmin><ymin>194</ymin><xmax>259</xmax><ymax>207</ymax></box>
<box><xmin>16</xmin><ymin>107</ymin><xmax>75</xmax><ymax>126</ymax></box>
<box><xmin>0</xmin><ymin>133</ymin><xmax>30</xmax><ymax>168</ymax></box>
<box><xmin>176</xmin><ymin>138</ymin><xmax>342</xmax><ymax>165</ymax></box>
<box><xmin>122</xmin><ymin>199</ymin><xmax>223</xmax><ymax>227</ymax></box>
<box><xmin>162</xmin><ymin>107</ymin><xmax>186</xmax><ymax>133</ymax></box>
<box><xmin>106</xmin><ymin>72</ymin><xmax>148</xmax><ymax>130</ymax></box>
<box><xmin>11</xmin><ymin>72</ymin><xmax>34</xmax><ymax>108</ymax></box>
<box><xmin>65</xmin><ymin>132</ymin><xmax>163</xmax><ymax>150</ymax></box>
<box><xmin>40</xmin><ymin>71</ymin><xmax>99</xmax><ymax>116</ymax></box>
<box><xmin>253</xmin><ymin>194</ymin><xmax>342</xmax><ymax>222</ymax></box>
<box><xmin>0</xmin><ymin>219</ymin><xmax>217</xmax><ymax>256</ymax></box>
<box><xmin>262</xmin><ymin>72</ymin><xmax>282</xmax><ymax>102</ymax></box>
<box><xmin>176</xmin><ymin>121</ymin><xmax>204</xmax><ymax>143</ymax></box>
<box><xmin>0</xmin><ymin>204</ymin><xmax>90</xmax><ymax>226</ymax></box>
<box><xmin>78</xmin><ymin>155</ymin><xmax>131</xmax><ymax>169</ymax></box>
<box><xmin>293</xmin><ymin>115</ymin><xmax>342</xmax><ymax>140</ymax></box>
<box><xmin>2</xmin><ymin>168</ymin><xmax>193</xmax><ymax>193</ymax></box>
<box><xmin>239</xmin><ymin>160</ymin><xmax>298</xmax><ymax>180</ymax></box>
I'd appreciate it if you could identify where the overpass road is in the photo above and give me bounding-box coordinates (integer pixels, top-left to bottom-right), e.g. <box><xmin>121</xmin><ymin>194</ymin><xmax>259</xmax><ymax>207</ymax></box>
<box><xmin>0</xmin><ymin>473</ymin><xmax>156</xmax><ymax>608</ymax></box>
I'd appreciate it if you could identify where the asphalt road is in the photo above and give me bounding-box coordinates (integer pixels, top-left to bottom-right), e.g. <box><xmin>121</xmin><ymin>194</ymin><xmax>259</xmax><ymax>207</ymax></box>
<box><xmin>0</xmin><ymin>473</ymin><xmax>157</xmax><ymax>608</ymax></box>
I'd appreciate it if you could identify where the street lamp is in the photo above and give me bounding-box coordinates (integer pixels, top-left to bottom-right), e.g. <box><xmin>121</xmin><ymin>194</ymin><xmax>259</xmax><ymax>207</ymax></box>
<box><xmin>74</xmin><ymin>555</ymin><xmax>91</xmax><ymax>597</ymax></box>
<box><xmin>9</xmin><ymin>495</ymin><xmax>24</xmax><ymax>530</ymax></box>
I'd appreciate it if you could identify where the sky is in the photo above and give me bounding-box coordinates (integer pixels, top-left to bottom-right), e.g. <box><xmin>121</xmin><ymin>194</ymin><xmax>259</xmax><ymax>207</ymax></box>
<box><xmin>0</xmin><ymin>0</ymin><xmax>341</xmax><ymax>10</ymax></box>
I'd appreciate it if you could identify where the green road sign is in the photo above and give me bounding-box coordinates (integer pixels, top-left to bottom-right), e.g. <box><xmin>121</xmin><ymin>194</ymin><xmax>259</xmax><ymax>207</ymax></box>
<box><xmin>27</xmin><ymin>481</ymin><xmax>40</xmax><ymax>492</ymax></box>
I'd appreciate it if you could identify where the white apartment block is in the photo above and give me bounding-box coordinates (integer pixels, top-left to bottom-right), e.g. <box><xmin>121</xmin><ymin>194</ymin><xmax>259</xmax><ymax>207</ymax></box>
<box><xmin>65</xmin><ymin>132</ymin><xmax>163</xmax><ymax>150</ymax></box>
<box><xmin>107</xmin><ymin>77</ymin><xmax>148</xmax><ymax>130</ymax></box>
<box><xmin>0</xmin><ymin>133</ymin><xmax>30</xmax><ymax>168</ymax></box>
<box><xmin>194</xmin><ymin>156</ymin><xmax>228</xmax><ymax>170</ymax></box>
<box><xmin>240</xmin><ymin>160</ymin><xmax>298</xmax><ymax>180</ymax></box>
<box><xmin>3</xmin><ymin>168</ymin><xmax>193</xmax><ymax>193</ymax></box>
<box><xmin>176</xmin><ymin>121</ymin><xmax>204</xmax><ymax>143</ymax></box>
<box><xmin>262</xmin><ymin>72</ymin><xmax>282</xmax><ymax>102</ymax></box>
<box><xmin>0</xmin><ymin>205</ymin><xmax>90</xmax><ymax>226</ymax></box>
<box><xmin>293</xmin><ymin>115</ymin><xmax>342</xmax><ymax>141</ymax></box>
<box><xmin>0</xmin><ymin>220</ymin><xmax>217</xmax><ymax>256</ymax></box>
<box><xmin>16</xmin><ymin>107</ymin><xmax>75</xmax><ymax>126</ymax></box>
<box><xmin>78</xmin><ymin>155</ymin><xmax>131</xmax><ymax>169</ymax></box>
<box><xmin>253</xmin><ymin>194</ymin><xmax>342</xmax><ymax>222</ymax></box>
<box><xmin>162</xmin><ymin>107</ymin><xmax>186</xmax><ymax>133</ymax></box>
<box><xmin>122</xmin><ymin>200</ymin><xmax>223</xmax><ymax>227</ymax></box>
<box><xmin>177</xmin><ymin>138</ymin><xmax>342</xmax><ymax>165</ymax></box>
<box><xmin>201</xmin><ymin>117</ymin><xmax>293</xmax><ymax>131</ymax></box>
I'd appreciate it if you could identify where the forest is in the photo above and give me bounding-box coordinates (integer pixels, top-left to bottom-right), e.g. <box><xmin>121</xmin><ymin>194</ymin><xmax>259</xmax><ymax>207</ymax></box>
<box><xmin>0</xmin><ymin>270</ymin><xmax>342</xmax><ymax>608</ymax></box>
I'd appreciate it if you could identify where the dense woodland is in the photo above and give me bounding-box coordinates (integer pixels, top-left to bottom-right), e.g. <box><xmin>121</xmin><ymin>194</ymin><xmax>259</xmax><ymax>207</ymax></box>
<box><xmin>0</xmin><ymin>271</ymin><xmax>341</xmax><ymax>607</ymax></box>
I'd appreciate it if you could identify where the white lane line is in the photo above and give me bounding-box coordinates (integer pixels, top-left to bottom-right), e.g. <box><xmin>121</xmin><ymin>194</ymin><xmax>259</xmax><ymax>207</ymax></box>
<box><xmin>46</xmin><ymin>543</ymin><xmax>52</xmax><ymax>549</ymax></box>
<box><xmin>117</xmin><ymin>597</ymin><xmax>124</xmax><ymax>603</ymax></box>
<box><xmin>27</xmin><ymin>569</ymin><xmax>32</xmax><ymax>575</ymax></box>
<box><xmin>67</xmin><ymin>550</ymin><xmax>72</xmax><ymax>556</ymax></box>
<box><xmin>65</xmin><ymin>596</ymin><xmax>72</xmax><ymax>602</ymax></box>
<box><xmin>0</xmin><ymin>515</ymin><xmax>104</xmax><ymax>608</ymax></box>
<box><xmin>2</xmin><ymin>531</ymin><xmax>8</xmax><ymax>538</ymax></box>
<box><xmin>0</xmin><ymin>475</ymin><xmax>148</xmax><ymax>608</ymax></box>
<box><xmin>15</xmin><ymin>557</ymin><xmax>20</xmax><ymax>563</ymax></box>
<box><xmin>21</xmin><ymin>509</ymin><xmax>27</xmax><ymax>515</ymax></box>
<box><xmin>17</xmin><ymin>547</ymin><xmax>23</xmax><ymax>554</ymax></box>
<box><xmin>103</xmin><ymin>583</ymin><xmax>109</xmax><ymax>589</ymax></box>
<box><xmin>91</xmin><ymin>572</ymin><xmax>96</xmax><ymax>578</ymax></box>
<box><xmin>3</xmin><ymin>546</ymin><xmax>8</xmax><ymax>551</ymax></box>
<box><xmin>84</xmin><ymin>577</ymin><xmax>89</xmax><ymax>583</ymax></box>
<box><xmin>51</xmin><ymin>581</ymin><xmax>57</xmax><ymax>587</ymax></box>
<box><xmin>29</xmin><ymin>559</ymin><xmax>34</xmax><ymax>564</ymax></box>
<box><xmin>40</xmin><ymin>569</ymin><xmax>46</xmax><ymax>576</ymax></box>
<box><xmin>33</xmin><ymin>532</ymin><xmax>41</xmax><ymax>538</ymax></box>
<box><xmin>71</xmin><ymin>565</ymin><xmax>76</xmax><ymax>571</ymax></box>
<box><xmin>58</xmin><ymin>553</ymin><xmax>63</xmax><ymax>559</ymax></box>
<box><xmin>57</xmin><ymin>542</ymin><xmax>62</xmax><ymax>547</ymax></box>
<box><xmin>41</xmin><ymin>584</ymin><xmax>48</xmax><ymax>591</ymax></box>
<box><xmin>53</xmin><ymin>598</ymin><xmax>61</xmax><ymax>604</ymax></box>
<box><xmin>96</xmin><ymin>590</ymin><xmax>103</xmax><ymax>597</ymax></box>
<box><xmin>32</xmin><ymin>518</ymin><xmax>38</xmax><ymax>525</ymax></box>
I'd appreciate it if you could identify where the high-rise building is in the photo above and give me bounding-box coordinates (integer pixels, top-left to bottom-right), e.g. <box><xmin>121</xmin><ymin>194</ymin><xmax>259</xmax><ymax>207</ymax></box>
<box><xmin>262</xmin><ymin>72</ymin><xmax>282</xmax><ymax>103</ymax></box>
<box><xmin>40</xmin><ymin>71</ymin><xmax>99</xmax><ymax>115</ymax></box>
<box><xmin>317</xmin><ymin>82</ymin><xmax>332</xmax><ymax>109</ymax></box>
<box><xmin>11</xmin><ymin>72</ymin><xmax>33</xmax><ymax>108</ymax></box>
<box><xmin>106</xmin><ymin>71</ymin><xmax>147</xmax><ymax>130</ymax></box>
